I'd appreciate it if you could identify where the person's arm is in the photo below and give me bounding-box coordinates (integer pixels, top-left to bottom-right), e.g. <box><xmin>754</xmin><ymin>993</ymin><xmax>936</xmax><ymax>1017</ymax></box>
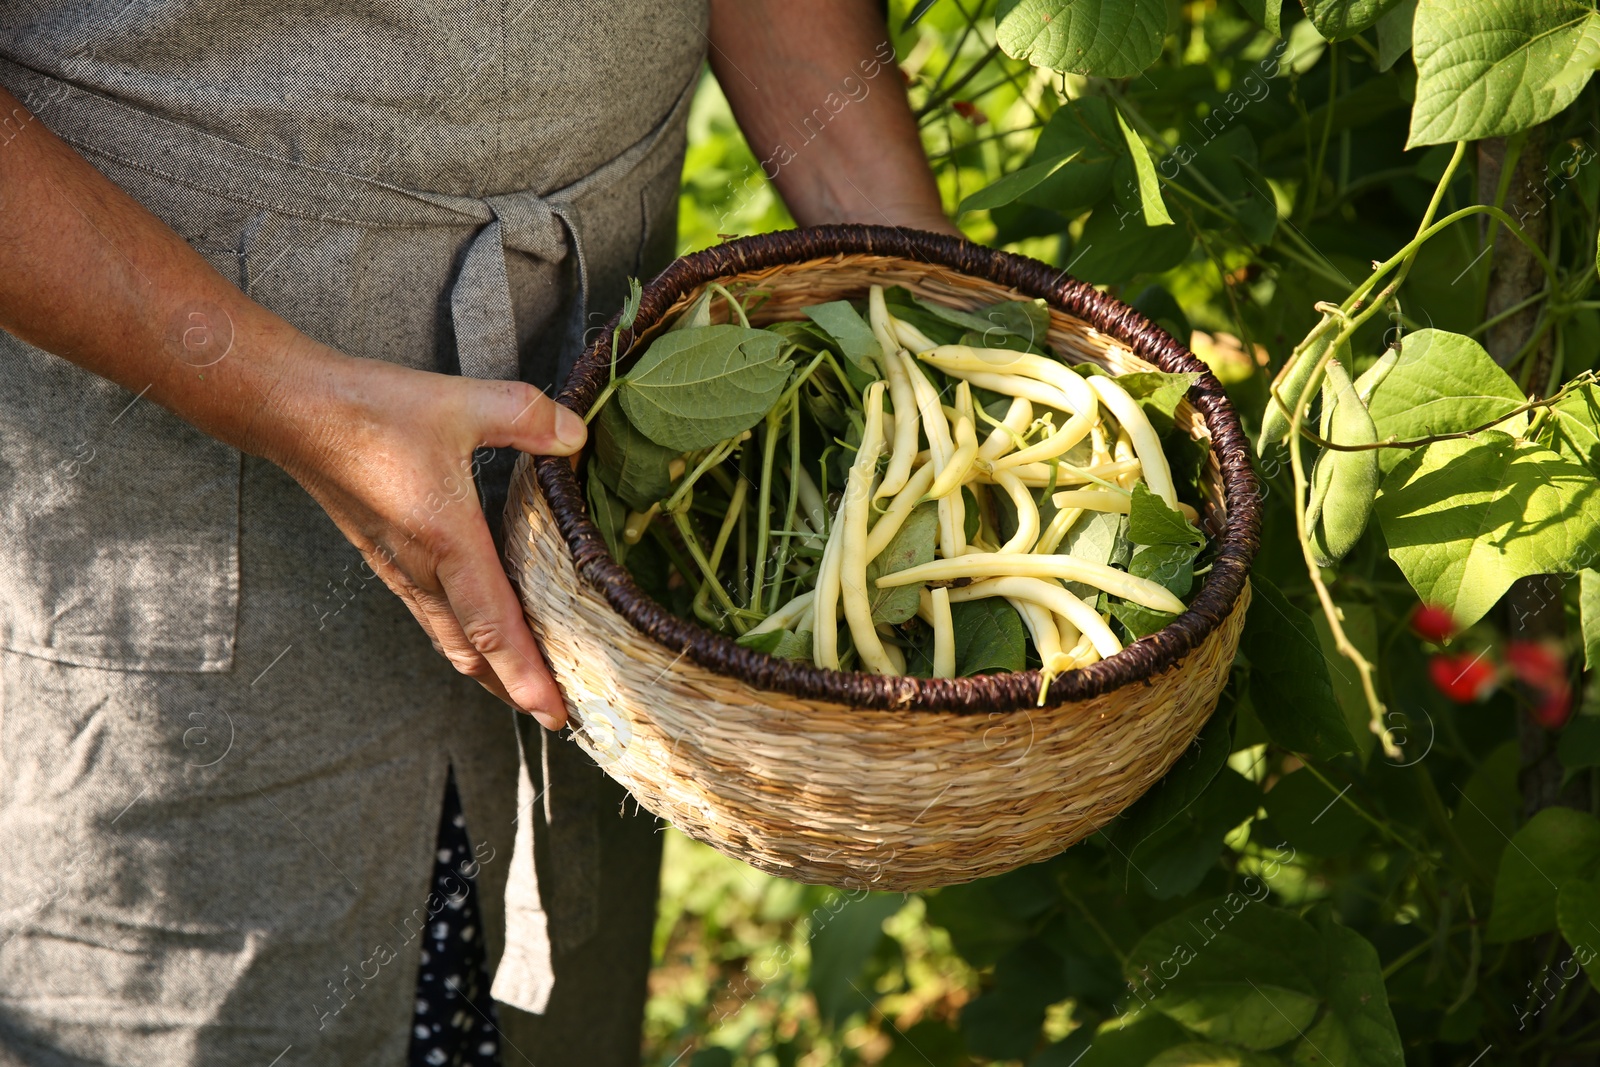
<box><xmin>0</xmin><ymin>87</ymin><xmax>579</xmax><ymax>729</ymax></box>
<box><xmin>707</xmin><ymin>0</ymin><xmax>956</xmax><ymax>235</ymax></box>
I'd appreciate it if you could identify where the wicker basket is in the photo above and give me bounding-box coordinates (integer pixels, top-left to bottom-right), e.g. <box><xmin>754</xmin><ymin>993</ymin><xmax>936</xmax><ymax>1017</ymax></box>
<box><xmin>504</xmin><ymin>225</ymin><xmax>1260</xmax><ymax>891</ymax></box>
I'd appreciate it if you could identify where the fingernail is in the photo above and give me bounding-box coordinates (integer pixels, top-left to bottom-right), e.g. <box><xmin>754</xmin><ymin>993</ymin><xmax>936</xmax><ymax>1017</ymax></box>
<box><xmin>554</xmin><ymin>405</ymin><xmax>587</xmax><ymax>452</ymax></box>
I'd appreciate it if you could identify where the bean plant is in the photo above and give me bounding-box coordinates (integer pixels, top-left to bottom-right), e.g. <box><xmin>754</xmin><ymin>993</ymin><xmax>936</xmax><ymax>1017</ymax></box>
<box><xmin>650</xmin><ymin>2</ymin><xmax>1600</xmax><ymax>1065</ymax></box>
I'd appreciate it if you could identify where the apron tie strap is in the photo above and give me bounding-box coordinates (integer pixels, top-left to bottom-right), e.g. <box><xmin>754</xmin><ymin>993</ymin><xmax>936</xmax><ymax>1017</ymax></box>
<box><xmin>450</xmin><ymin>190</ymin><xmax>574</xmax><ymax>381</ymax></box>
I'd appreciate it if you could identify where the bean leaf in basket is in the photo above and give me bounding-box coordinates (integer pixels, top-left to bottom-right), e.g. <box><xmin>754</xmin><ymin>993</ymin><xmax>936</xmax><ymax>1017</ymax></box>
<box><xmin>1129</xmin><ymin>483</ymin><xmax>1205</xmax><ymax>547</ymax></box>
<box><xmin>616</xmin><ymin>324</ymin><xmax>793</xmax><ymax>452</ymax></box>
<box><xmin>593</xmin><ymin>400</ymin><xmax>679</xmax><ymax>512</ymax></box>
<box><xmin>588</xmin><ymin>281</ymin><xmax>1213</xmax><ymax>694</ymax></box>
<box><xmin>866</xmin><ymin>503</ymin><xmax>938</xmax><ymax>625</ymax></box>
<box><xmin>802</xmin><ymin>301</ymin><xmax>881</xmax><ymax>389</ymax></box>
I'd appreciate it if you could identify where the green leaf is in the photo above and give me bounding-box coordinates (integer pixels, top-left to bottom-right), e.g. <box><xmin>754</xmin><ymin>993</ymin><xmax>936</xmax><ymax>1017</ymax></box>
<box><xmin>911</xmin><ymin>294</ymin><xmax>1050</xmax><ymax>346</ymax></box>
<box><xmin>1128</xmin><ymin>903</ymin><xmax>1402</xmax><ymax>1067</ymax></box>
<box><xmin>1185</xmin><ymin>129</ymin><xmax>1277</xmax><ymax>248</ymax></box>
<box><xmin>1129</xmin><ymin>482</ymin><xmax>1204</xmax><ymax>546</ymax></box>
<box><xmin>1148</xmin><ymin>1044</ymin><xmax>1283</xmax><ymax>1067</ymax></box>
<box><xmin>1540</xmin><ymin>381</ymin><xmax>1600</xmax><ymax>474</ymax></box>
<box><xmin>1117</xmin><ymin>371</ymin><xmax>1198</xmax><ymax>435</ymax></box>
<box><xmin>586</xmin><ymin>470</ymin><xmax>629</xmax><ymax>564</ymax></box>
<box><xmin>982</xmin><ymin>299</ymin><xmax>1055</xmax><ymax>348</ymax></box>
<box><xmin>736</xmin><ymin>627</ymin><xmax>813</xmax><ymax>661</ymax></box>
<box><xmin>617</xmin><ymin>324</ymin><xmax>792</xmax><ymax>452</ymax></box>
<box><xmin>1376</xmin><ymin>0</ymin><xmax>1416</xmax><ymax>71</ymax></box>
<box><xmin>959</xmin><ymin>151</ymin><xmax>1083</xmax><ymax>214</ymax></box>
<box><xmin>1068</xmin><ymin>200</ymin><xmax>1194</xmax><ymax>286</ymax></box>
<box><xmin>1119</xmin><ymin>768</ymin><xmax>1260</xmax><ymax>899</ymax></box>
<box><xmin>925</xmin><ymin>880</ymin><xmax>1035</xmax><ymax>968</ymax></box>
<box><xmin>1075</xmin><ymin>1014</ymin><xmax>1190</xmax><ymax>1067</ymax></box>
<box><xmin>952</xmin><ymin>598</ymin><xmax>1028</xmax><ymax>676</ymax></box>
<box><xmin>963</xmin><ymin>940</ymin><xmax>1073</xmax><ymax>1059</ymax></box>
<box><xmin>1109</xmin><ymin>598</ymin><xmax>1179</xmax><ymax>639</ymax></box>
<box><xmin>803</xmin><ymin>300</ymin><xmax>883</xmax><ymax>387</ymax></box>
<box><xmin>670</xmin><ymin>288</ymin><xmax>714</xmax><ymax>332</ymax></box>
<box><xmin>1113</xmin><ymin>108</ymin><xmax>1172</xmax><ymax>226</ymax></box>
<box><xmin>1302</xmin><ymin>0</ymin><xmax>1403</xmax><ymax>42</ymax></box>
<box><xmin>995</xmin><ymin>0</ymin><xmax>1168</xmax><ymax>78</ymax></box>
<box><xmin>807</xmin><ymin>893</ymin><xmax>903</xmax><ymax>1024</ymax></box>
<box><xmin>867</xmin><ymin>504</ymin><xmax>938</xmax><ymax>625</ymax></box>
<box><xmin>1407</xmin><ymin>0</ymin><xmax>1600</xmax><ymax>147</ymax></box>
<box><xmin>1375</xmin><ymin>433</ymin><xmax>1600</xmax><ymax>630</ymax></box>
<box><xmin>882</xmin><ymin>288</ymin><xmax>969</xmax><ymax>348</ymax></box>
<box><xmin>1243</xmin><ymin>578</ymin><xmax>1355</xmax><ymax>760</ymax></box>
<box><xmin>1125</xmin><ymin>899</ymin><xmax>1324</xmax><ymax>1026</ymax></box>
<box><xmin>619</xmin><ymin>276</ymin><xmax>643</xmax><ymax>330</ymax></box>
<box><xmin>1130</xmin><ymin>543</ymin><xmax>1198</xmax><ymax>598</ymax></box>
<box><xmin>1364</xmin><ymin>329</ymin><xmax>1528</xmax><ymax>473</ymax></box>
<box><xmin>1311</xmin><ymin>602</ymin><xmax>1379</xmax><ymax>766</ymax></box>
<box><xmin>1487</xmin><ymin>807</ymin><xmax>1600</xmax><ymax>942</ymax></box>
<box><xmin>1060</xmin><ymin>509</ymin><xmax>1126</xmax><ymax>600</ymax></box>
<box><xmin>1453</xmin><ymin>741</ymin><xmax>1521</xmax><ymax>882</ymax></box>
<box><xmin>592</xmin><ymin>400</ymin><xmax>679</xmax><ymax>511</ymax></box>
<box><xmin>1107</xmin><ymin>706</ymin><xmax>1234</xmax><ymax>853</ymax></box>
<box><xmin>1584</xmin><ymin>570</ymin><xmax>1600</xmax><ymax>672</ymax></box>
<box><xmin>1263</xmin><ymin>768</ymin><xmax>1370</xmax><ymax>857</ymax></box>
<box><xmin>960</xmin><ymin>989</ymin><xmax>1046</xmax><ymax>1061</ymax></box>
<box><xmin>1548</xmin><ymin>4</ymin><xmax>1600</xmax><ymax>92</ymax></box>
<box><xmin>1296</xmin><ymin>919</ymin><xmax>1405</xmax><ymax>1067</ymax></box>
<box><xmin>1561</xmin><ymin>716</ymin><xmax>1600</xmax><ymax>788</ymax></box>
<box><xmin>1019</xmin><ymin>97</ymin><xmax>1124</xmax><ymax>217</ymax></box>
<box><xmin>1556</xmin><ymin>879</ymin><xmax>1600</xmax><ymax>991</ymax></box>
<box><xmin>1237</xmin><ymin>0</ymin><xmax>1282</xmax><ymax>36</ymax></box>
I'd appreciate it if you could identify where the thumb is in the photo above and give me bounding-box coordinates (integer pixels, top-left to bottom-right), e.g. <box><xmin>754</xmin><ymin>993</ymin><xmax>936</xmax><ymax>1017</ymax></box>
<box><xmin>468</xmin><ymin>379</ymin><xmax>588</xmax><ymax>456</ymax></box>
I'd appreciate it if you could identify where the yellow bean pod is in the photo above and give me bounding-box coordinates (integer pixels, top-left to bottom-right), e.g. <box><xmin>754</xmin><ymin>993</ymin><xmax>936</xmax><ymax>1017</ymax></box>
<box><xmin>838</xmin><ymin>381</ymin><xmax>897</xmax><ymax>674</ymax></box>
<box><xmin>876</xmin><ymin>551</ymin><xmax>1186</xmax><ymax>615</ymax></box>
<box><xmin>923</xmin><ymin>345</ymin><xmax>1099</xmax><ymax>419</ymax></box>
<box><xmin>977</xmin><ymin>397</ymin><xmax>1035</xmax><ymax>463</ymax></box>
<box><xmin>929</xmin><ymin>586</ymin><xmax>956</xmax><ymax>678</ymax></box>
<box><xmin>994</xmin><ymin>470</ymin><xmax>1040</xmax><ymax>553</ymax></box>
<box><xmin>1086</xmin><ymin>375</ymin><xmax>1178</xmax><ymax>509</ymax></box>
<box><xmin>946</xmin><ymin>576</ymin><xmax>1123</xmax><ymax>658</ymax></box>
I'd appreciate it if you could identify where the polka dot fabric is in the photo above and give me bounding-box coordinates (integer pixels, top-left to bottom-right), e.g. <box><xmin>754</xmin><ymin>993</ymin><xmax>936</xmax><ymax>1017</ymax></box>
<box><xmin>409</xmin><ymin>769</ymin><xmax>503</xmax><ymax>1067</ymax></box>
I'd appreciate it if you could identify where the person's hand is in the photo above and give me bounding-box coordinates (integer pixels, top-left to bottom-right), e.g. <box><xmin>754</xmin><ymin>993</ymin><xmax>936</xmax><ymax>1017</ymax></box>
<box><xmin>254</xmin><ymin>337</ymin><xmax>584</xmax><ymax>729</ymax></box>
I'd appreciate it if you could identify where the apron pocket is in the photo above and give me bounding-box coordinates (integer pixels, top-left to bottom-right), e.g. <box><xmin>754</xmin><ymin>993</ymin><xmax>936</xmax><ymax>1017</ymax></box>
<box><xmin>0</xmin><ymin>334</ymin><xmax>240</xmax><ymax>672</ymax></box>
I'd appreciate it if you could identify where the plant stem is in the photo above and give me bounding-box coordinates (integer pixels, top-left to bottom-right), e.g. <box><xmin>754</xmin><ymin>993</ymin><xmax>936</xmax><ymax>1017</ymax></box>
<box><xmin>675</xmin><ymin>508</ymin><xmax>749</xmax><ymax>634</ymax></box>
<box><xmin>584</xmin><ymin>378</ymin><xmax>621</xmax><ymax>425</ymax></box>
<box><xmin>751</xmin><ymin>408</ymin><xmax>783</xmax><ymax>616</ymax></box>
<box><xmin>769</xmin><ymin>396</ymin><xmax>806</xmax><ymax>616</ymax></box>
<box><xmin>664</xmin><ymin>435</ymin><xmax>742</xmax><ymax>516</ymax></box>
<box><xmin>1299</xmin><ymin>373</ymin><xmax>1592</xmax><ymax>451</ymax></box>
<box><xmin>916</xmin><ymin>42</ymin><xmax>1004</xmax><ymax>122</ymax></box>
<box><xmin>1471</xmin><ymin>287</ymin><xmax>1551</xmax><ymax>338</ymax></box>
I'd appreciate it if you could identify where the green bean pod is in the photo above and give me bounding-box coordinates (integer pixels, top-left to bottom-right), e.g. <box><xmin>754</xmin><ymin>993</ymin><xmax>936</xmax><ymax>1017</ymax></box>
<box><xmin>1256</xmin><ymin>328</ymin><xmax>1331</xmax><ymax>454</ymax></box>
<box><xmin>1304</xmin><ymin>359</ymin><xmax>1380</xmax><ymax>567</ymax></box>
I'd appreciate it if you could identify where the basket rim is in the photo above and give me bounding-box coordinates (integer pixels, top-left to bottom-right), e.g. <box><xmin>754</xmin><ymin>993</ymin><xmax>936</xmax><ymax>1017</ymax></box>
<box><xmin>528</xmin><ymin>224</ymin><xmax>1262</xmax><ymax>713</ymax></box>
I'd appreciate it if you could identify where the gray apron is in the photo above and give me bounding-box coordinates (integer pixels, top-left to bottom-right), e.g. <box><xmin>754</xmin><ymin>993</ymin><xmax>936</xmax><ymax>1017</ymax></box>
<box><xmin>0</xmin><ymin>4</ymin><xmax>705</xmax><ymax>1063</ymax></box>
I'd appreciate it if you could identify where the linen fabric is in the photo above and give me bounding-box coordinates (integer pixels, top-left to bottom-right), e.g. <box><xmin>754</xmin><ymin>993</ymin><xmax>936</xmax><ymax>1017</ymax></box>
<box><xmin>0</xmin><ymin>3</ymin><xmax>706</xmax><ymax>1062</ymax></box>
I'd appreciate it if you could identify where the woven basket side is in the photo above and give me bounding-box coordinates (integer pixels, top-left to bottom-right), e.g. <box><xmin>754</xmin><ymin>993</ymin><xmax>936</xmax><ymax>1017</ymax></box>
<box><xmin>506</xmin><ymin>461</ymin><xmax>1250</xmax><ymax>890</ymax></box>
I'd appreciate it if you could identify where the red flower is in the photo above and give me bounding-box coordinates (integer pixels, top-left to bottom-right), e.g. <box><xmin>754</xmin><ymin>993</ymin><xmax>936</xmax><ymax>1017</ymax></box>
<box><xmin>1429</xmin><ymin>653</ymin><xmax>1497</xmax><ymax>703</ymax></box>
<box><xmin>1533</xmin><ymin>684</ymin><xmax>1574</xmax><ymax>730</ymax></box>
<box><xmin>1506</xmin><ymin>640</ymin><xmax>1566</xmax><ymax>691</ymax></box>
<box><xmin>1410</xmin><ymin>604</ymin><xmax>1458</xmax><ymax>644</ymax></box>
<box><xmin>951</xmin><ymin>100</ymin><xmax>989</xmax><ymax>126</ymax></box>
